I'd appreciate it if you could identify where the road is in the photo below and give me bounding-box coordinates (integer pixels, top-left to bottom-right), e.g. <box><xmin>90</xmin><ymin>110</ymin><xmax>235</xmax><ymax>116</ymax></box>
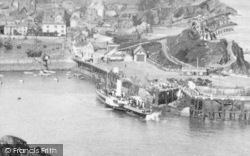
<box><xmin>159</xmin><ymin>40</ymin><xmax>193</xmax><ymax>67</ymax></box>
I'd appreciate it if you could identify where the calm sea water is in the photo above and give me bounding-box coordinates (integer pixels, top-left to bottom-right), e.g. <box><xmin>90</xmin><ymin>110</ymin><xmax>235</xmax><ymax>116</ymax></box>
<box><xmin>0</xmin><ymin>71</ymin><xmax>250</xmax><ymax>156</ymax></box>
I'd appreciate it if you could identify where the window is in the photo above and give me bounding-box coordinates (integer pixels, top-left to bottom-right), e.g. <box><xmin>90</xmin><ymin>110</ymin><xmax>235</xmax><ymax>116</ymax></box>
<box><xmin>47</xmin><ymin>25</ymin><xmax>49</xmax><ymax>28</ymax></box>
<box><xmin>61</xmin><ymin>30</ymin><xmax>64</xmax><ymax>33</ymax></box>
<box><xmin>55</xmin><ymin>25</ymin><xmax>57</xmax><ymax>28</ymax></box>
<box><xmin>61</xmin><ymin>25</ymin><xmax>64</xmax><ymax>28</ymax></box>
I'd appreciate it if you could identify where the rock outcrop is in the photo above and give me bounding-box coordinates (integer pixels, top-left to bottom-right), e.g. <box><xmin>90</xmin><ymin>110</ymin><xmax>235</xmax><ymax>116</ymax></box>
<box><xmin>0</xmin><ymin>135</ymin><xmax>51</xmax><ymax>156</ymax></box>
<box><xmin>231</xmin><ymin>41</ymin><xmax>250</xmax><ymax>75</ymax></box>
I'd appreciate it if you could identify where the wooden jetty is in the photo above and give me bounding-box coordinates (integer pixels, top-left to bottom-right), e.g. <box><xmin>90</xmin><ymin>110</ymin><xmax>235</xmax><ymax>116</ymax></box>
<box><xmin>181</xmin><ymin>85</ymin><xmax>250</xmax><ymax>121</ymax></box>
<box><xmin>73</xmin><ymin>57</ymin><xmax>250</xmax><ymax>121</ymax></box>
<box><xmin>73</xmin><ymin>58</ymin><xmax>108</xmax><ymax>78</ymax></box>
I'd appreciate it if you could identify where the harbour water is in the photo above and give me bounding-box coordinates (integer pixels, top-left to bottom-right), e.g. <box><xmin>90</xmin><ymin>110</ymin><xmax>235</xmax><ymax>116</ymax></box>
<box><xmin>0</xmin><ymin>71</ymin><xmax>250</xmax><ymax>156</ymax></box>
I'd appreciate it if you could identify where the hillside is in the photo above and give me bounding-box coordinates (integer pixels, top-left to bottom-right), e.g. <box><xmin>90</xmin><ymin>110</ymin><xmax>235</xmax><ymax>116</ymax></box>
<box><xmin>160</xmin><ymin>29</ymin><xmax>250</xmax><ymax>74</ymax></box>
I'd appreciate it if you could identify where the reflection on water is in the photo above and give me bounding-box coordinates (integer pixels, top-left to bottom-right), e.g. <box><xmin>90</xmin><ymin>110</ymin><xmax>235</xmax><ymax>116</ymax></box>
<box><xmin>0</xmin><ymin>71</ymin><xmax>250</xmax><ymax>156</ymax></box>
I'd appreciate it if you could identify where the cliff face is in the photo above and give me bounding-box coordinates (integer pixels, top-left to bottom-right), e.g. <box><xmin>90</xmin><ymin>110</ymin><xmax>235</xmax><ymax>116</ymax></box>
<box><xmin>231</xmin><ymin>41</ymin><xmax>250</xmax><ymax>75</ymax></box>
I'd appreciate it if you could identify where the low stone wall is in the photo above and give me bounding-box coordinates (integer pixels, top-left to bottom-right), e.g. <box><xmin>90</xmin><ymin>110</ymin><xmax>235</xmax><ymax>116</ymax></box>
<box><xmin>0</xmin><ymin>35</ymin><xmax>63</xmax><ymax>41</ymax></box>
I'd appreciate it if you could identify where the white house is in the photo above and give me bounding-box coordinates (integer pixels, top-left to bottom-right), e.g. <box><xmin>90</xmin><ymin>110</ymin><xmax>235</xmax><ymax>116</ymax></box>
<box><xmin>72</xmin><ymin>42</ymin><xmax>95</xmax><ymax>61</ymax></box>
<box><xmin>42</xmin><ymin>23</ymin><xmax>66</xmax><ymax>36</ymax></box>
<box><xmin>42</xmin><ymin>11</ymin><xmax>67</xmax><ymax>36</ymax></box>
<box><xmin>72</xmin><ymin>41</ymin><xmax>86</xmax><ymax>56</ymax></box>
<box><xmin>4</xmin><ymin>21</ymin><xmax>28</xmax><ymax>35</ymax></box>
<box><xmin>82</xmin><ymin>42</ymin><xmax>95</xmax><ymax>61</ymax></box>
<box><xmin>133</xmin><ymin>45</ymin><xmax>147</xmax><ymax>62</ymax></box>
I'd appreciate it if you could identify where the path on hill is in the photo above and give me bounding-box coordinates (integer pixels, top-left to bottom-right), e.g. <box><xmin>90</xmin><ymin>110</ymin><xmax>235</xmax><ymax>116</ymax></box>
<box><xmin>159</xmin><ymin>40</ymin><xmax>194</xmax><ymax>67</ymax></box>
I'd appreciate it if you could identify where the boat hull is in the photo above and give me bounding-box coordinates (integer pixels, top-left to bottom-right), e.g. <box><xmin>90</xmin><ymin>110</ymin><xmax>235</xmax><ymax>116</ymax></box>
<box><xmin>124</xmin><ymin>106</ymin><xmax>151</xmax><ymax>118</ymax></box>
<box><xmin>95</xmin><ymin>89</ymin><xmax>107</xmax><ymax>103</ymax></box>
<box><xmin>104</xmin><ymin>102</ymin><xmax>125</xmax><ymax>111</ymax></box>
<box><xmin>104</xmin><ymin>95</ymin><xmax>126</xmax><ymax>111</ymax></box>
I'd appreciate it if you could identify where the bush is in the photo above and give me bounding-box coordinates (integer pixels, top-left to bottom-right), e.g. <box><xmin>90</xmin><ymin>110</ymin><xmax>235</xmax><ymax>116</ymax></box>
<box><xmin>43</xmin><ymin>45</ymin><xmax>47</xmax><ymax>48</ymax></box>
<box><xmin>17</xmin><ymin>45</ymin><xmax>21</xmax><ymax>49</ymax></box>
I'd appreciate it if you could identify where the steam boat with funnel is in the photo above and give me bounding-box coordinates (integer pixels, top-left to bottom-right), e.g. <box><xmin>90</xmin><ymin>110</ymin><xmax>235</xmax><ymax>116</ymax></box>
<box><xmin>96</xmin><ymin>79</ymin><xmax>128</xmax><ymax>111</ymax></box>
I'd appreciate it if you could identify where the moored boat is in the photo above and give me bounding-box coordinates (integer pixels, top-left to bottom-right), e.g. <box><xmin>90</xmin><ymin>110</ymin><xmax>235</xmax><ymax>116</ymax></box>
<box><xmin>95</xmin><ymin>88</ymin><xmax>108</xmax><ymax>103</ymax></box>
<box><xmin>96</xmin><ymin>87</ymin><xmax>128</xmax><ymax>111</ymax></box>
<box><xmin>39</xmin><ymin>70</ymin><xmax>51</xmax><ymax>76</ymax></box>
<box><xmin>124</xmin><ymin>96</ymin><xmax>154</xmax><ymax>118</ymax></box>
<box><xmin>43</xmin><ymin>70</ymin><xmax>56</xmax><ymax>74</ymax></box>
<box><xmin>24</xmin><ymin>71</ymin><xmax>34</xmax><ymax>75</ymax></box>
<box><xmin>105</xmin><ymin>96</ymin><xmax>128</xmax><ymax>111</ymax></box>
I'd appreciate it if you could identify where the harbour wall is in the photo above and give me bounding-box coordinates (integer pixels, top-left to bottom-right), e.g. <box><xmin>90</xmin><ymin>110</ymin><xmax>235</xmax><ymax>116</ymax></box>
<box><xmin>0</xmin><ymin>58</ymin><xmax>76</xmax><ymax>71</ymax></box>
<box><xmin>70</xmin><ymin>58</ymin><xmax>250</xmax><ymax>121</ymax></box>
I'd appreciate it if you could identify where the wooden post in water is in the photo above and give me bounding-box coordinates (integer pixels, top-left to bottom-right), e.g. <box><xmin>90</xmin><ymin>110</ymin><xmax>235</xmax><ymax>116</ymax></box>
<box><xmin>221</xmin><ymin>100</ymin><xmax>225</xmax><ymax>120</ymax></box>
<box><xmin>171</xmin><ymin>89</ymin><xmax>174</xmax><ymax>103</ymax></box>
<box><xmin>165</xmin><ymin>91</ymin><xmax>168</xmax><ymax>105</ymax></box>
<box><xmin>240</xmin><ymin>97</ymin><xmax>245</xmax><ymax>120</ymax></box>
<box><xmin>193</xmin><ymin>98</ymin><xmax>196</xmax><ymax>117</ymax></box>
<box><xmin>197</xmin><ymin>98</ymin><xmax>200</xmax><ymax>118</ymax></box>
<box><xmin>233</xmin><ymin>99</ymin><xmax>236</xmax><ymax>120</ymax></box>
<box><xmin>231</xmin><ymin>100</ymin><xmax>234</xmax><ymax>120</ymax></box>
<box><xmin>154</xmin><ymin>88</ymin><xmax>159</xmax><ymax>106</ymax></box>
<box><xmin>202</xmin><ymin>98</ymin><xmax>206</xmax><ymax>120</ymax></box>
<box><xmin>210</xmin><ymin>98</ymin><xmax>214</xmax><ymax>120</ymax></box>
